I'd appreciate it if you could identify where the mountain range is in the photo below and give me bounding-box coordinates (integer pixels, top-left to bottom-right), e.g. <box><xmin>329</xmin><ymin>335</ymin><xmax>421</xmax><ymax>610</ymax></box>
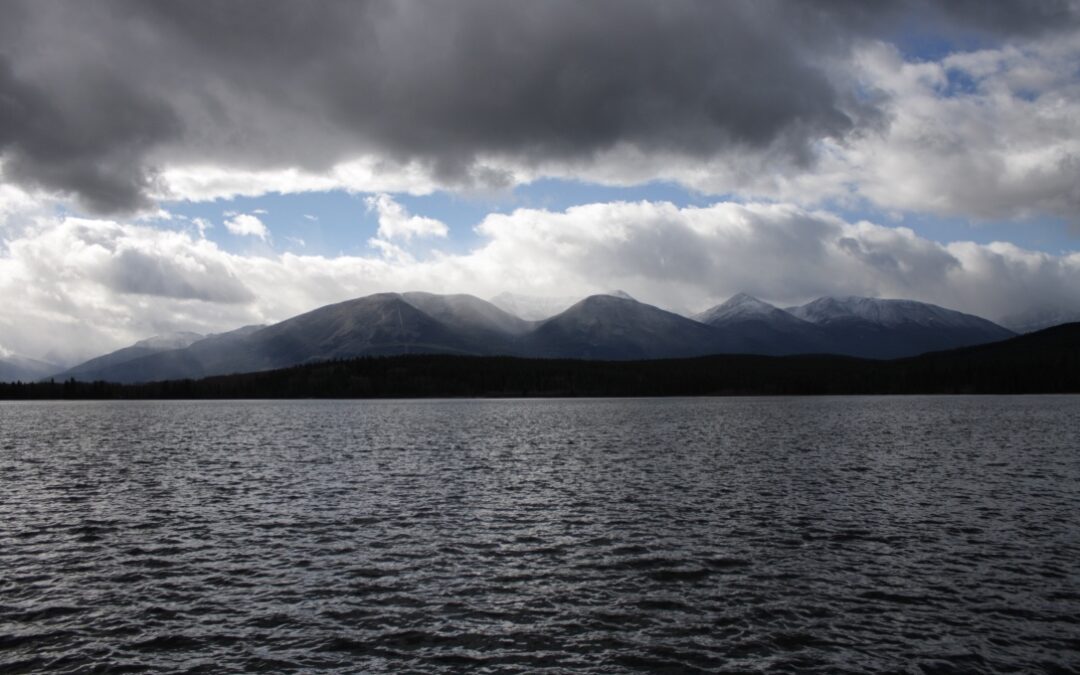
<box><xmin>27</xmin><ymin>291</ymin><xmax>1020</xmax><ymax>384</ymax></box>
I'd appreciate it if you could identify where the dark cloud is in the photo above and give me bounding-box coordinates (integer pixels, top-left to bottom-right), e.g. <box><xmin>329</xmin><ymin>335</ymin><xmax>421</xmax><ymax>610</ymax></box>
<box><xmin>0</xmin><ymin>53</ymin><xmax>180</xmax><ymax>213</ymax></box>
<box><xmin>103</xmin><ymin>248</ymin><xmax>255</xmax><ymax>303</ymax></box>
<box><xmin>0</xmin><ymin>0</ymin><xmax>1075</xmax><ymax>213</ymax></box>
<box><xmin>932</xmin><ymin>0</ymin><xmax>1079</xmax><ymax>35</ymax></box>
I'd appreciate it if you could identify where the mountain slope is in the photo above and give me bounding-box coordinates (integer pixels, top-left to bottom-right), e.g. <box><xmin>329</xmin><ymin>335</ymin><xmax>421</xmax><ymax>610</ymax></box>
<box><xmin>249</xmin><ymin>293</ymin><xmax>485</xmax><ymax>365</ymax></box>
<box><xmin>524</xmin><ymin>294</ymin><xmax>720</xmax><ymax>359</ymax></box>
<box><xmin>57</xmin><ymin>291</ymin><xmax>1025</xmax><ymax>383</ymax></box>
<box><xmin>402</xmin><ymin>292</ymin><xmax>531</xmax><ymax>337</ymax></box>
<box><xmin>787</xmin><ymin>296</ymin><xmax>1015</xmax><ymax>359</ymax></box>
<box><xmin>694</xmin><ymin>293</ymin><xmax>829</xmax><ymax>355</ymax></box>
<box><xmin>51</xmin><ymin>332</ymin><xmax>204</xmax><ymax>381</ymax></box>
<box><xmin>65</xmin><ymin>326</ymin><xmax>263</xmax><ymax>384</ymax></box>
<box><xmin>68</xmin><ymin>294</ymin><xmax>525</xmax><ymax>383</ymax></box>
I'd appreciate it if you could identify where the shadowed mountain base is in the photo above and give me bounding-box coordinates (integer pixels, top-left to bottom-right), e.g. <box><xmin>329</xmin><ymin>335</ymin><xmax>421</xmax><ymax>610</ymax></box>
<box><xmin>2</xmin><ymin>323</ymin><xmax>1076</xmax><ymax>399</ymax></box>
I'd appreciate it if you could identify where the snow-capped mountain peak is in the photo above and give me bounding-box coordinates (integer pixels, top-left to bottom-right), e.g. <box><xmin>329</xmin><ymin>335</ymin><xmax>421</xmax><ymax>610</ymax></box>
<box><xmin>694</xmin><ymin>293</ymin><xmax>793</xmax><ymax>324</ymax></box>
<box><xmin>790</xmin><ymin>296</ymin><xmax>999</xmax><ymax>330</ymax></box>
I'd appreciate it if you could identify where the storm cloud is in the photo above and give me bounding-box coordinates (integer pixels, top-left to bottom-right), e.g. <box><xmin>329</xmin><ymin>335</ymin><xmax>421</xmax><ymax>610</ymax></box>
<box><xmin>1</xmin><ymin>0</ymin><xmax>1076</xmax><ymax>213</ymax></box>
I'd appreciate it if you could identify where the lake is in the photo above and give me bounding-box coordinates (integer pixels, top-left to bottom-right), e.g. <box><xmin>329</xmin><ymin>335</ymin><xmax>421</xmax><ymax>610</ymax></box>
<box><xmin>1</xmin><ymin>397</ymin><xmax>1078</xmax><ymax>673</ymax></box>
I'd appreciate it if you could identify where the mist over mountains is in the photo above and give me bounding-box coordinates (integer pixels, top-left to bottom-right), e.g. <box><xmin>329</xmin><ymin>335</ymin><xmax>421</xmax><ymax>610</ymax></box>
<box><xmin>23</xmin><ymin>291</ymin><xmax>1021</xmax><ymax>385</ymax></box>
<box><xmin>0</xmin><ymin>354</ymin><xmax>62</xmax><ymax>383</ymax></box>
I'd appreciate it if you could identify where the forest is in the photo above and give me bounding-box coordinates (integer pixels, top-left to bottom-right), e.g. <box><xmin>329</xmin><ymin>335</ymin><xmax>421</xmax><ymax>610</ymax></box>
<box><xmin>2</xmin><ymin>323</ymin><xmax>1077</xmax><ymax>400</ymax></box>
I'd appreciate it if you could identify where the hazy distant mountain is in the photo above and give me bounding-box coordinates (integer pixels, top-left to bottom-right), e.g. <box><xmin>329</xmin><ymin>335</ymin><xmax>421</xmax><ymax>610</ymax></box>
<box><xmin>0</xmin><ymin>354</ymin><xmax>61</xmax><ymax>382</ymax></box>
<box><xmin>61</xmin><ymin>291</ymin><xmax>1021</xmax><ymax>383</ymax></box>
<box><xmin>51</xmin><ymin>331</ymin><xmax>205</xmax><ymax>381</ymax></box>
<box><xmin>786</xmin><ymin>296</ymin><xmax>1015</xmax><ymax>359</ymax></box>
<box><xmin>694</xmin><ymin>293</ymin><xmax>829</xmax><ymax>355</ymax></box>
<box><xmin>490</xmin><ymin>292</ymin><xmax>578</xmax><ymax>321</ymax></box>
<box><xmin>58</xmin><ymin>326</ymin><xmax>261</xmax><ymax>383</ymax></box>
<box><xmin>999</xmin><ymin>307</ymin><xmax>1080</xmax><ymax>334</ymax></box>
<box><xmin>525</xmin><ymin>294</ymin><xmax>719</xmax><ymax>359</ymax></box>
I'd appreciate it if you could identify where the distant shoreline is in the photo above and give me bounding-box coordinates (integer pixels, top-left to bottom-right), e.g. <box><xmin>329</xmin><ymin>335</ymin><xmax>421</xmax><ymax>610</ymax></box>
<box><xmin>2</xmin><ymin>323</ymin><xmax>1077</xmax><ymax>400</ymax></box>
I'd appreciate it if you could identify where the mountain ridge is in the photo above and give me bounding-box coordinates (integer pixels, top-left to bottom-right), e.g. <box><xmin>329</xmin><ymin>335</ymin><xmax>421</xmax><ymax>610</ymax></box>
<box><xmin>6</xmin><ymin>322</ymin><xmax>1076</xmax><ymax>398</ymax></box>
<box><xmin>34</xmin><ymin>291</ymin><xmax>1023</xmax><ymax>384</ymax></box>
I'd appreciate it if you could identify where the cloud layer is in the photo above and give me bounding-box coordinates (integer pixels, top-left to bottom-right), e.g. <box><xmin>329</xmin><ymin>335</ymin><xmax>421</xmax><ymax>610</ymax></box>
<box><xmin>2</xmin><ymin>2</ymin><xmax>1079</xmax><ymax>362</ymax></box>
<box><xmin>3</xmin><ymin>197</ymin><xmax>1078</xmax><ymax>363</ymax></box>
<box><xmin>1</xmin><ymin>0</ymin><xmax>1077</xmax><ymax>221</ymax></box>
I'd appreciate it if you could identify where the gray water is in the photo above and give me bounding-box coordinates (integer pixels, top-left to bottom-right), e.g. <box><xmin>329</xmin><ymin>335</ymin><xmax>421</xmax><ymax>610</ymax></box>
<box><xmin>1</xmin><ymin>397</ymin><xmax>1078</xmax><ymax>674</ymax></box>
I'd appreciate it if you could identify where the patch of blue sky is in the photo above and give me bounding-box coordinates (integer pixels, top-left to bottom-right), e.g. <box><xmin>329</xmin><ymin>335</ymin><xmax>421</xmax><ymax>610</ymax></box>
<box><xmin>940</xmin><ymin>67</ymin><xmax>979</xmax><ymax>97</ymax></box>
<box><xmin>161</xmin><ymin>178</ymin><xmax>1076</xmax><ymax>259</ymax></box>
<box><xmin>889</xmin><ymin>19</ymin><xmax>993</xmax><ymax>63</ymax></box>
<box><xmin>828</xmin><ymin>199</ymin><xmax>1078</xmax><ymax>254</ymax></box>
<box><xmin>161</xmin><ymin>179</ymin><xmax>723</xmax><ymax>256</ymax></box>
<box><xmin>400</xmin><ymin>179</ymin><xmax>721</xmax><ymax>251</ymax></box>
<box><xmin>163</xmin><ymin>190</ymin><xmax>375</xmax><ymax>256</ymax></box>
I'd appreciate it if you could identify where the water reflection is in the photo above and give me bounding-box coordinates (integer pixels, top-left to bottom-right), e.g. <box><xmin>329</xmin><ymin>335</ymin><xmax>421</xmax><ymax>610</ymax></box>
<box><xmin>1</xmin><ymin>397</ymin><xmax>1078</xmax><ymax>673</ymax></box>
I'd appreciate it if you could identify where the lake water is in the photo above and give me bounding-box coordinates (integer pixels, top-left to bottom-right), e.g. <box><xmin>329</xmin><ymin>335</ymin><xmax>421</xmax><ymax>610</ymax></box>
<box><xmin>1</xmin><ymin>397</ymin><xmax>1078</xmax><ymax>673</ymax></box>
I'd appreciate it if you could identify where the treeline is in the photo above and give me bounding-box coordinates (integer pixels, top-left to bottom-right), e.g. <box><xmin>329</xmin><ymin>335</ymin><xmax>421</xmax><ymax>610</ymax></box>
<box><xmin>2</xmin><ymin>323</ymin><xmax>1077</xmax><ymax>399</ymax></box>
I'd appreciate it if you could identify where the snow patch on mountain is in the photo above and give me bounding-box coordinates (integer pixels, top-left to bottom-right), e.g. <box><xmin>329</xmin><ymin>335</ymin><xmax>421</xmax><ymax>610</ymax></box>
<box><xmin>789</xmin><ymin>296</ymin><xmax>1006</xmax><ymax>331</ymax></box>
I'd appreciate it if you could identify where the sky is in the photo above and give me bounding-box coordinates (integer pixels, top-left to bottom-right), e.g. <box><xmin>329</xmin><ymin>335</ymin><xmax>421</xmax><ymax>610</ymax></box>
<box><xmin>1</xmin><ymin>0</ymin><xmax>1080</xmax><ymax>364</ymax></box>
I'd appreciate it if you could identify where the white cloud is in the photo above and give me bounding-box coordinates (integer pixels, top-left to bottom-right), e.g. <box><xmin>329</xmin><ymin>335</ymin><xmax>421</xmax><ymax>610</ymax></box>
<box><xmin>365</xmin><ymin>193</ymin><xmax>449</xmax><ymax>241</ymax></box>
<box><xmin>2</xmin><ymin>201</ymin><xmax>1079</xmax><ymax>363</ymax></box>
<box><xmin>829</xmin><ymin>38</ymin><xmax>1080</xmax><ymax>222</ymax></box>
<box><xmin>224</xmin><ymin>213</ymin><xmax>269</xmax><ymax>240</ymax></box>
<box><xmin>192</xmin><ymin>217</ymin><xmax>213</xmax><ymax>238</ymax></box>
<box><xmin>155</xmin><ymin>157</ymin><xmax>444</xmax><ymax>203</ymax></box>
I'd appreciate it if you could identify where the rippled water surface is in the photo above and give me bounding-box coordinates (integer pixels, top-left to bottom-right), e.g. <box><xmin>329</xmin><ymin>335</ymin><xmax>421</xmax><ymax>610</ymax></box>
<box><xmin>2</xmin><ymin>397</ymin><xmax>1079</xmax><ymax>673</ymax></box>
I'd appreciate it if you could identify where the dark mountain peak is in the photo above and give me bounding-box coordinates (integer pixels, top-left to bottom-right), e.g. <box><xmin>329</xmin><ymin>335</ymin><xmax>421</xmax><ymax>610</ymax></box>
<box><xmin>574</xmin><ymin>293</ymin><xmax>639</xmax><ymax>309</ymax></box>
<box><xmin>533</xmin><ymin>294</ymin><xmax>718</xmax><ymax>360</ymax></box>
<box><xmin>562</xmin><ymin>293</ymin><xmax>681</xmax><ymax>322</ymax></box>
<box><xmin>256</xmin><ymin>292</ymin><xmax>439</xmax><ymax>347</ymax></box>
